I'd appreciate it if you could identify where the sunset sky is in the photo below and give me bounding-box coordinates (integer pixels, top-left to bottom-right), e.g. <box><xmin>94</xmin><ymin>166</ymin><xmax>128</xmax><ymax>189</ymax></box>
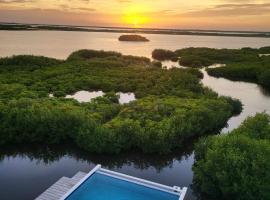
<box><xmin>0</xmin><ymin>0</ymin><xmax>270</xmax><ymax>31</ymax></box>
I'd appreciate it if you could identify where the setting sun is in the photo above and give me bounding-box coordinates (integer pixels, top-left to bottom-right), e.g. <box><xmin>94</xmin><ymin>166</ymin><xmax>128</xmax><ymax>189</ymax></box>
<box><xmin>122</xmin><ymin>5</ymin><xmax>151</xmax><ymax>27</ymax></box>
<box><xmin>123</xmin><ymin>13</ymin><xmax>148</xmax><ymax>27</ymax></box>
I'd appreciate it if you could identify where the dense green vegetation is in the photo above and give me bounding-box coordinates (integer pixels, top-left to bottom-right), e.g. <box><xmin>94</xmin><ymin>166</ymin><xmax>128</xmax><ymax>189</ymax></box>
<box><xmin>193</xmin><ymin>113</ymin><xmax>270</xmax><ymax>200</ymax></box>
<box><xmin>175</xmin><ymin>47</ymin><xmax>269</xmax><ymax>67</ymax></box>
<box><xmin>152</xmin><ymin>47</ymin><xmax>270</xmax><ymax>89</ymax></box>
<box><xmin>0</xmin><ymin>50</ymin><xmax>241</xmax><ymax>153</ymax></box>
<box><xmin>0</xmin><ymin>55</ymin><xmax>62</xmax><ymax>71</ymax></box>
<box><xmin>206</xmin><ymin>55</ymin><xmax>270</xmax><ymax>89</ymax></box>
<box><xmin>118</xmin><ymin>34</ymin><xmax>149</xmax><ymax>42</ymax></box>
<box><xmin>67</xmin><ymin>49</ymin><xmax>122</xmax><ymax>61</ymax></box>
<box><xmin>152</xmin><ymin>49</ymin><xmax>177</xmax><ymax>61</ymax></box>
<box><xmin>176</xmin><ymin>47</ymin><xmax>270</xmax><ymax>90</ymax></box>
<box><xmin>67</xmin><ymin>49</ymin><xmax>151</xmax><ymax>66</ymax></box>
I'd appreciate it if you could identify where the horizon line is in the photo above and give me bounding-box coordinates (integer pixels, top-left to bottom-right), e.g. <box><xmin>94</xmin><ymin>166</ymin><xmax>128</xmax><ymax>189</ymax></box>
<box><xmin>1</xmin><ymin>21</ymin><xmax>270</xmax><ymax>34</ymax></box>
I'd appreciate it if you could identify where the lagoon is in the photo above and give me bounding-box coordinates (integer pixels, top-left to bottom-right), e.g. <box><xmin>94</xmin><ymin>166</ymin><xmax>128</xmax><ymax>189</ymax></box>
<box><xmin>1</xmin><ymin>31</ymin><xmax>270</xmax><ymax>59</ymax></box>
<box><xmin>0</xmin><ymin>30</ymin><xmax>270</xmax><ymax>200</ymax></box>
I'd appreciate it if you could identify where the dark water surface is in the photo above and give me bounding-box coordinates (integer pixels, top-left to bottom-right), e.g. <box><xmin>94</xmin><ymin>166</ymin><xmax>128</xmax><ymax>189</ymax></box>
<box><xmin>0</xmin><ymin>31</ymin><xmax>270</xmax><ymax>200</ymax></box>
<box><xmin>0</xmin><ymin>144</ymin><xmax>195</xmax><ymax>200</ymax></box>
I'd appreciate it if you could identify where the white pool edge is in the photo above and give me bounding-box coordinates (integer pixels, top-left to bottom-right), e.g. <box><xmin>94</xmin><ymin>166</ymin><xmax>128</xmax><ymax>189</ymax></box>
<box><xmin>60</xmin><ymin>164</ymin><xmax>187</xmax><ymax>200</ymax></box>
<box><xmin>97</xmin><ymin>168</ymin><xmax>186</xmax><ymax>196</ymax></box>
<box><xmin>59</xmin><ymin>164</ymin><xmax>101</xmax><ymax>200</ymax></box>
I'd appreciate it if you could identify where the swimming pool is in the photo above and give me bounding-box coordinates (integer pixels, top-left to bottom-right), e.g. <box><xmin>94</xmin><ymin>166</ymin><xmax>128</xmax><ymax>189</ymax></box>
<box><xmin>61</xmin><ymin>165</ymin><xmax>187</xmax><ymax>200</ymax></box>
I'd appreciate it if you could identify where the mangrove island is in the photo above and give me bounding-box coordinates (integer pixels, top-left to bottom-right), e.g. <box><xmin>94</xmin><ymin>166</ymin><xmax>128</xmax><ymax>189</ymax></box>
<box><xmin>119</xmin><ymin>34</ymin><xmax>149</xmax><ymax>42</ymax></box>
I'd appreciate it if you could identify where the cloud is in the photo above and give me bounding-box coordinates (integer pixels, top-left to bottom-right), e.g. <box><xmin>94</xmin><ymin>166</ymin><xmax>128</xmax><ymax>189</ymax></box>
<box><xmin>58</xmin><ymin>4</ymin><xmax>96</xmax><ymax>12</ymax></box>
<box><xmin>75</xmin><ymin>7</ymin><xmax>96</xmax><ymax>12</ymax></box>
<box><xmin>181</xmin><ymin>3</ymin><xmax>270</xmax><ymax>17</ymax></box>
<box><xmin>0</xmin><ymin>0</ymin><xmax>34</xmax><ymax>3</ymax></box>
<box><xmin>115</xmin><ymin>0</ymin><xmax>132</xmax><ymax>3</ymax></box>
<box><xmin>0</xmin><ymin>8</ymin><xmax>117</xmax><ymax>26</ymax></box>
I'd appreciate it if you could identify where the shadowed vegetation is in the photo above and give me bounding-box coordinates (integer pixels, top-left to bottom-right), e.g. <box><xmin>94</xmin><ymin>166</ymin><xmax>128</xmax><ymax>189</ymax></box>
<box><xmin>119</xmin><ymin>34</ymin><xmax>149</xmax><ymax>42</ymax></box>
<box><xmin>152</xmin><ymin>49</ymin><xmax>178</xmax><ymax>61</ymax></box>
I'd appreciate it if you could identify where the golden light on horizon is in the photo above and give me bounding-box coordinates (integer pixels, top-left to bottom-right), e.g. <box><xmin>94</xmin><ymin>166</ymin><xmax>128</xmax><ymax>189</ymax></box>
<box><xmin>124</xmin><ymin>13</ymin><xmax>149</xmax><ymax>27</ymax></box>
<box><xmin>122</xmin><ymin>4</ymin><xmax>151</xmax><ymax>28</ymax></box>
<box><xmin>0</xmin><ymin>0</ymin><xmax>269</xmax><ymax>31</ymax></box>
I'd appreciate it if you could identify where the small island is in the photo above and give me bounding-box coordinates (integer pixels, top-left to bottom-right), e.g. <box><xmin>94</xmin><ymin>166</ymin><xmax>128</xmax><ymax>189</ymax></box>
<box><xmin>118</xmin><ymin>34</ymin><xmax>149</xmax><ymax>42</ymax></box>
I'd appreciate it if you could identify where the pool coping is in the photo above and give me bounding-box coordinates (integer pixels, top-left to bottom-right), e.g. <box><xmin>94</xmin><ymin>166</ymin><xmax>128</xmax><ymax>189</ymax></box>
<box><xmin>59</xmin><ymin>164</ymin><xmax>101</xmax><ymax>200</ymax></box>
<box><xmin>60</xmin><ymin>164</ymin><xmax>187</xmax><ymax>200</ymax></box>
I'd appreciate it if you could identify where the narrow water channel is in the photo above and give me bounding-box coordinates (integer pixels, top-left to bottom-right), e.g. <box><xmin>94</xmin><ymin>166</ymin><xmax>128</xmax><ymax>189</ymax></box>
<box><xmin>201</xmin><ymin>68</ymin><xmax>270</xmax><ymax>133</ymax></box>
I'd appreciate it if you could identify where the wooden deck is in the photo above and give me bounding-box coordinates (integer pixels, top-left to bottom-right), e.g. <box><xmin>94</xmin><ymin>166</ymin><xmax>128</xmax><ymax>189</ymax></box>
<box><xmin>35</xmin><ymin>172</ymin><xmax>86</xmax><ymax>200</ymax></box>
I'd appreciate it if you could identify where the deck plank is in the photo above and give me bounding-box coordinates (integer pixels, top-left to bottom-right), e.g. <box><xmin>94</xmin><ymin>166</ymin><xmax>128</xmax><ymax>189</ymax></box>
<box><xmin>35</xmin><ymin>172</ymin><xmax>86</xmax><ymax>200</ymax></box>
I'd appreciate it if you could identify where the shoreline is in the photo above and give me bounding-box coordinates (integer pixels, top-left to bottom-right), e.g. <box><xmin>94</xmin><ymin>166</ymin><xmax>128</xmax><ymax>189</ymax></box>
<box><xmin>1</xmin><ymin>23</ymin><xmax>270</xmax><ymax>38</ymax></box>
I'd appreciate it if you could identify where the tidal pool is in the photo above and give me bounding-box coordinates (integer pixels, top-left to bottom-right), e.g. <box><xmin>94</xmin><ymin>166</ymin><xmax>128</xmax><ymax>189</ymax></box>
<box><xmin>65</xmin><ymin>91</ymin><xmax>104</xmax><ymax>103</ymax></box>
<box><xmin>117</xmin><ymin>92</ymin><xmax>136</xmax><ymax>104</ymax></box>
<box><xmin>64</xmin><ymin>91</ymin><xmax>136</xmax><ymax>104</ymax></box>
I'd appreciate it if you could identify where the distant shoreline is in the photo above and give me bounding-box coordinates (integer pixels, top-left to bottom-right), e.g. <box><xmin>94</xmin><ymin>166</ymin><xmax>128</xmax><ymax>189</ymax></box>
<box><xmin>1</xmin><ymin>23</ymin><xmax>270</xmax><ymax>38</ymax></box>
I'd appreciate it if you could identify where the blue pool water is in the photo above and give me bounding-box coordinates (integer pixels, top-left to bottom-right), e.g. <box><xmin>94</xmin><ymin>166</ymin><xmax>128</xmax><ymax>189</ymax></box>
<box><xmin>66</xmin><ymin>173</ymin><xmax>179</xmax><ymax>200</ymax></box>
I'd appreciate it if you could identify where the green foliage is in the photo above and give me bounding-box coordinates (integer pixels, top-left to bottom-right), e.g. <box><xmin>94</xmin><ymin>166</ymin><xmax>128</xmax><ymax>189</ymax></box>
<box><xmin>207</xmin><ymin>56</ymin><xmax>270</xmax><ymax>89</ymax></box>
<box><xmin>152</xmin><ymin>49</ymin><xmax>177</xmax><ymax>61</ymax></box>
<box><xmin>67</xmin><ymin>49</ymin><xmax>122</xmax><ymax>61</ymax></box>
<box><xmin>0</xmin><ymin>55</ymin><xmax>62</xmax><ymax>71</ymax></box>
<box><xmin>259</xmin><ymin>46</ymin><xmax>270</xmax><ymax>53</ymax></box>
<box><xmin>0</xmin><ymin>56</ymin><xmax>206</xmax><ymax>99</ymax></box>
<box><xmin>121</xmin><ymin>55</ymin><xmax>151</xmax><ymax>65</ymax></box>
<box><xmin>0</xmin><ymin>98</ymin><xmax>94</xmax><ymax>145</ymax></box>
<box><xmin>0</xmin><ymin>95</ymin><xmax>235</xmax><ymax>154</ymax></box>
<box><xmin>170</xmin><ymin>56</ymin><xmax>178</xmax><ymax>62</ymax></box>
<box><xmin>0</xmin><ymin>50</ymin><xmax>239</xmax><ymax>153</ymax></box>
<box><xmin>0</xmin><ymin>84</ymin><xmax>41</xmax><ymax>100</ymax></box>
<box><xmin>220</xmin><ymin>96</ymin><xmax>243</xmax><ymax>115</ymax></box>
<box><xmin>179</xmin><ymin>55</ymin><xmax>213</xmax><ymax>68</ymax></box>
<box><xmin>184</xmin><ymin>68</ymin><xmax>204</xmax><ymax>79</ymax></box>
<box><xmin>193</xmin><ymin>113</ymin><xmax>270</xmax><ymax>200</ymax></box>
<box><xmin>207</xmin><ymin>64</ymin><xmax>259</xmax><ymax>81</ymax></box>
<box><xmin>175</xmin><ymin>47</ymin><xmax>259</xmax><ymax>66</ymax></box>
<box><xmin>105</xmin><ymin>96</ymin><xmax>234</xmax><ymax>153</ymax></box>
<box><xmin>118</xmin><ymin>34</ymin><xmax>149</xmax><ymax>42</ymax></box>
<box><xmin>162</xmin><ymin>46</ymin><xmax>270</xmax><ymax>90</ymax></box>
<box><xmin>152</xmin><ymin>61</ymin><xmax>162</xmax><ymax>68</ymax></box>
<box><xmin>232</xmin><ymin>113</ymin><xmax>270</xmax><ymax>140</ymax></box>
<box><xmin>258</xmin><ymin>69</ymin><xmax>270</xmax><ymax>89</ymax></box>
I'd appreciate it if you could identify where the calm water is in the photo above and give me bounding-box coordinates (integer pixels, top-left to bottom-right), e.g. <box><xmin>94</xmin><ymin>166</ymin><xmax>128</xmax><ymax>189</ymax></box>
<box><xmin>64</xmin><ymin>91</ymin><xmax>136</xmax><ymax>104</ymax></box>
<box><xmin>1</xmin><ymin>31</ymin><xmax>270</xmax><ymax>59</ymax></box>
<box><xmin>65</xmin><ymin>91</ymin><xmax>105</xmax><ymax>102</ymax></box>
<box><xmin>0</xmin><ymin>31</ymin><xmax>270</xmax><ymax>200</ymax></box>
<box><xmin>202</xmin><ymin>69</ymin><xmax>270</xmax><ymax>133</ymax></box>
